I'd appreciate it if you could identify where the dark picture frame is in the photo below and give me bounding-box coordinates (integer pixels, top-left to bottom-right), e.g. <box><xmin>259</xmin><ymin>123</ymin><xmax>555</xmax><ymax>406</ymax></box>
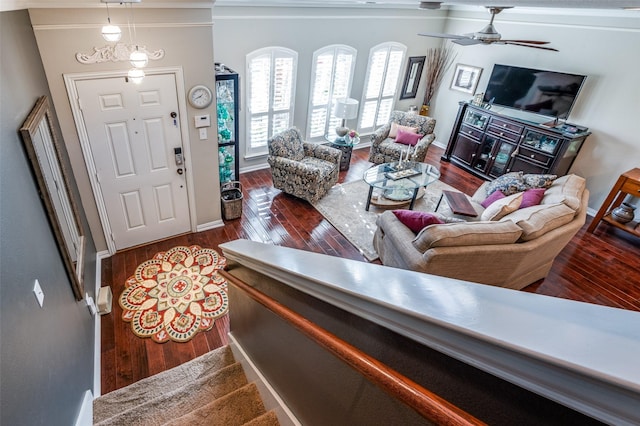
<box><xmin>20</xmin><ymin>96</ymin><xmax>85</xmax><ymax>300</ymax></box>
<box><xmin>399</xmin><ymin>56</ymin><xmax>426</xmax><ymax>100</ymax></box>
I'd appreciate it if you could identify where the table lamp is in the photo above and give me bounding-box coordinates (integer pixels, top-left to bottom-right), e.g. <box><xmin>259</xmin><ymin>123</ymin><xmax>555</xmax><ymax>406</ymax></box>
<box><xmin>333</xmin><ymin>98</ymin><xmax>359</xmax><ymax>137</ymax></box>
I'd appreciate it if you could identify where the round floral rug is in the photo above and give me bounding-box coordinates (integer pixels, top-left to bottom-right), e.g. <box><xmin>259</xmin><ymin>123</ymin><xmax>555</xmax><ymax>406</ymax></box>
<box><xmin>119</xmin><ymin>245</ymin><xmax>228</xmax><ymax>343</ymax></box>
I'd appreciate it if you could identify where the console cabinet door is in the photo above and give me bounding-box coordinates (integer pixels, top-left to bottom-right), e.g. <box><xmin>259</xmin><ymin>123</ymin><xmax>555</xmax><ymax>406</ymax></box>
<box><xmin>451</xmin><ymin>134</ymin><xmax>480</xmax><ymax>166</ymax></box>
<box><xmin>489</xmin><ymin>141</ymin><xmax>517</xmax><ymax>178</ymax></box>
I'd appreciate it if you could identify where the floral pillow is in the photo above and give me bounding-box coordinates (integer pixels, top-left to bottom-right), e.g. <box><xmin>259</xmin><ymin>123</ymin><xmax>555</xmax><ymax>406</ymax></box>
<box><xmin>485</xmin><ymin>172</ymin><xmax>527</xmax><ymax>196</ymax></box>
<box><xmin>523</xmin><ymin>173</ymin><xmax>557</xmax><ymax>189</ymax></box>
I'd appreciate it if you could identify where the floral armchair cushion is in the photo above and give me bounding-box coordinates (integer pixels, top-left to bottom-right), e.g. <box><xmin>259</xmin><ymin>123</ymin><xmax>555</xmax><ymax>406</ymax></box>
<box><xmin>267</xmin><ymin>127</ymin><xmax>342</xmax><ymax>204</ymax></box>
<box><xmin>267</xmin><ymin>127</ymin><xmax>305</xmax><ymax>161</ymax></box>
<box><xmin>368</xmin><ymin>111</ymin><xmax>436</xmax><ymax>165</ymax></box>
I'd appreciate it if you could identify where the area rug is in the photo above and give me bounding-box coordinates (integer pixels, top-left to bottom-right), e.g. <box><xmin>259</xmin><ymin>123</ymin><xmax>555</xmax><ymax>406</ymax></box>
<box><xmin>312</xmin><ymin>179</ymin><xmax>459</xmax><ymax>261</ymax></box>
<box><xmin>119</xmin><ymin>245</ymin><xmax>229</xmax><ymax>343</ymax></box>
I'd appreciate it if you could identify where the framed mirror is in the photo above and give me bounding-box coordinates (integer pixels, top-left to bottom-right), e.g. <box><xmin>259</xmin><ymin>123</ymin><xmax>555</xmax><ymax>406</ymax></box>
<box><xmin>399</xmin><ymin>56</ymin><xmax>426</xmax><ymax>100</ymax></box>
<box><xmin>20</xmin><ymin>96</ymin><xmax>85</xmax><ymax>300</ymax></box>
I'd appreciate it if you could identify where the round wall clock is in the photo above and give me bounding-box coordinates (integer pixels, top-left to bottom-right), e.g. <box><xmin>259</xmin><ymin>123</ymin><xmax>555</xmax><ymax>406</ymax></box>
<box><xmin>188</xmin><ymin>85</ymin><xmax>213</xmax><ymax>109</ymax></box>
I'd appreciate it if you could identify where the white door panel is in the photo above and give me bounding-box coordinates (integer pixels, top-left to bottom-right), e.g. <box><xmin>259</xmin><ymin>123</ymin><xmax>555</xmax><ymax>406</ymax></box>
<box><xmin>76</xmin><ymin>74</ymin><xmax>190</xmax><ymax>250</ymax></box>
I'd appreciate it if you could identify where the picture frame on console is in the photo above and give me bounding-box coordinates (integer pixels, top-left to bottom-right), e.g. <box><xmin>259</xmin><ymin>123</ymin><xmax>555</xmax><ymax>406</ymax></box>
<box><xmin>399</xmin><ymin>56</ymin><xmax>425</xmax><ymax>100</ymax></box>
<box><xmin>450</xmin><ymin>63</ymin><xmax>483</xmax><ymax>94</ymax></box>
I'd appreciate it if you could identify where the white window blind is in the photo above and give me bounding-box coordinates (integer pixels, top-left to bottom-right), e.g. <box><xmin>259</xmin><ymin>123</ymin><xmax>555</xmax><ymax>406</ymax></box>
<box><xmin>358</xmin><ymin>43</ymin><xmax>406</xmax><ymax>134</ymax></box>
<box><xmin>246</xmin><ymin>47</ymin><xmax>298</xmax><ymax>157</ymax></box>
<box><xmin>306</xmin><ymin>45</ymin><xmax>356</xmax><ymax>141</ymax></box>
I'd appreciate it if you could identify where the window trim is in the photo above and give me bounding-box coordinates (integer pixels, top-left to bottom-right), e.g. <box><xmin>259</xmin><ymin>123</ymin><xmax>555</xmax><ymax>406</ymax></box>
<box><xmin>245</xmin><ymin>46</ymin><xmax>298</xmax><ymax>158</ymax></box>
<box><xmin>305</xmin><ymin>44</ymin><xmax>357</xmax><ymax>142</ymax></box>
<box><xmin>358</xmin><ymin>42</ymin><xmax>407</xmax><ymax>135</ymax></box>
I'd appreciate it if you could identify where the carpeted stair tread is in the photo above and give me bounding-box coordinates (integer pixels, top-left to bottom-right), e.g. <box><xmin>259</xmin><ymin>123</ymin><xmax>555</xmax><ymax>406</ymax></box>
<box><xmin>95</xmin><ymin>345</ymin><xmax>236</xmax><ymax>422</ymax></box>
<box><xmin>95</xmin><ymin>361</ymin><xmax>248</xmax><ymax>425</ymax></box>
<box><xmin>164</xmin><ymin>382</ymin><xmax>269</xmax><ymax>426</ymax></box>
<box><xmin>242</xmin><ymin>410</ymin><xmax>280</xmax><ymax>426</ymax></box>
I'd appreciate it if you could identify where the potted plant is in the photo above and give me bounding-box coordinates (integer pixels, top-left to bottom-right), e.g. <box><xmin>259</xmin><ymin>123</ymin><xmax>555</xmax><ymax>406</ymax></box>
<box><xmin>420</xmin><ymin>45</ymin><xmax>456</xmax><ymax>116</ymax></box>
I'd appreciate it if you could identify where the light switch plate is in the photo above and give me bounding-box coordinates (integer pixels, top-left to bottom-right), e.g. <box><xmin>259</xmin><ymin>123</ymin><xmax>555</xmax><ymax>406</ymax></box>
<box><xmin>33</xmin><ymin>279</ymin><xmax>44</xmax><ymax>307</ymax></box>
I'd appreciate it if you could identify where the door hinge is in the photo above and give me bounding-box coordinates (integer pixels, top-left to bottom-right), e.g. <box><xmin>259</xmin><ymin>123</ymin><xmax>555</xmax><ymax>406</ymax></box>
<box><xmin>78</xmin><ymin>97</ymin><xmax>83</xmax><ymax>111</ymax></box>
<box><xmin>95</xmin><ymin>172</ymin><xmax>101</xmax><ymax>183</ymax></box>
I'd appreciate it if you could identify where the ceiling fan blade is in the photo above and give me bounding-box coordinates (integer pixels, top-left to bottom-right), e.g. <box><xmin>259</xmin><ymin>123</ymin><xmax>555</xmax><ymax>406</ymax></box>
<box><xmin>453</xmin><ymin>38</ymin><xmax>483</xmax><ymax>46</ymax></box>
<box><xmin>499</xmin><ymin>39</ymin><xmax>551</xmax><ymax>45</ymax></box>
<box><xmin>418</xmin><ymin>32</ymin><xmax>469</xmax><ymax>40</ymax></box>
<box><xmin>499</xmin><ymin>41</ymin><xmax>559</xmax><ymax>52</ymax></box>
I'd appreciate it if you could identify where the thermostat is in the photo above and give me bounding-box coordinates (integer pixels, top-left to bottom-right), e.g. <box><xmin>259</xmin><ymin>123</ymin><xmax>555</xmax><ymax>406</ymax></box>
<box><xmin>194</xmin><ymin>114</ymin><xmax>211</xmax><ymax>128</ymax></box>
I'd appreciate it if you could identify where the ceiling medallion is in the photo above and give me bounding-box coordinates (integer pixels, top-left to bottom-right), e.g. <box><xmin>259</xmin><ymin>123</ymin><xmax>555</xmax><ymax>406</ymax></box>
<box><xmin>75</xmin><ymin>43</ymin><xmax>165</xmax><ymax>64</ymax></box>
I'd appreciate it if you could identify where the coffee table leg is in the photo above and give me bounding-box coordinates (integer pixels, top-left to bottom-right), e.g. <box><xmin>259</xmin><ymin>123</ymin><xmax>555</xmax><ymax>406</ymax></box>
<box><xmin>366</xmin><ymin>185</ymin><xmax>374</xmax><ymax>211</ymax></box>
<box><xmin>408</xmin><ymin>187</ymin><xmax>420</xmax><ymax>210</ymax></box>
<box><xmin>435</xmin><ymin>194</ymin><xmax>443</xmax><ymax>212</ymax></box>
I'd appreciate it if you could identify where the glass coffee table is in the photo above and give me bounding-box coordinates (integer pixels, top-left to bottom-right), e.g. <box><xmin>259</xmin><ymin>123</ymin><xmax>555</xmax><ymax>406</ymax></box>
<box><xmin>363</xmin><ymin>162</ymin><xmax>440</xmax><ymax>211</ymax></box>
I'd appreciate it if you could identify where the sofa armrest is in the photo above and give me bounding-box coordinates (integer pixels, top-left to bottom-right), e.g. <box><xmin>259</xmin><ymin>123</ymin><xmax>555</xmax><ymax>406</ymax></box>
<box><xmin>303</xmin><ymin>142</ymin><xmax>342</xmax><ymax>164</ymax></box>
<box><xmin>411</xmin><ymin>133</ymin><xmax>435</xmax><ymax>162</ymax></box>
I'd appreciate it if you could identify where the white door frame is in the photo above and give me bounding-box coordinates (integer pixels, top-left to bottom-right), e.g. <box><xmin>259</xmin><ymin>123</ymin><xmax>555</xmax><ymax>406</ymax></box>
<box><xmin>64</xmin><ymin>67</ymin><xmax>197</xmax><ymax>254</ymax></box>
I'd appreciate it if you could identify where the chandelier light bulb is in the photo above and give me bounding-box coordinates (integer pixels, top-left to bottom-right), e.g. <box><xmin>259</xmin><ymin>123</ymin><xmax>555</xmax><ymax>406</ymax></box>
<box><xmin>129</xmin><ymin>48</ymin><xmax>149</xmax><ymax>68</ymax></box>
<box><xmin>128</xmin><ymin>68</ymin><xmax>145</xmax><ymax>84</ymax></box>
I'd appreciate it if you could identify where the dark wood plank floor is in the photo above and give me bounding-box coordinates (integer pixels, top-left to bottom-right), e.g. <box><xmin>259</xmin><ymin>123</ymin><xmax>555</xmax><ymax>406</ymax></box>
<box><xmin>100</xmin><ymin>144</ymin><xmax>640</xmax><ymax>394</ymax></box>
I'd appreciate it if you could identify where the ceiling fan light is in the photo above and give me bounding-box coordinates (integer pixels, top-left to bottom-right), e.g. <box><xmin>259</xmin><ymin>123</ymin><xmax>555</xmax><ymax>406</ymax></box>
<box><xmin>129</xmin><ymin>49</ymin><xmax>148</xmax><ymax>68</ymax></box>
<box><xmin>101</xmin><ymin>24</ymin><xmax>122</xmax><ymax>42</ymax></box>
<box><xmin>128</xmin><ymin>68</ymin><xmax>145</xmax><ymax>84</ymax></box>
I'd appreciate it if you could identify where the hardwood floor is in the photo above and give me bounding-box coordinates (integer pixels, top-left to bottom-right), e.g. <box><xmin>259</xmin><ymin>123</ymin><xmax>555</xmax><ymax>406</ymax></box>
<box><xmin>100</xmin><ymin>144</ymin><xmax>640</xmax><ymax>395</ymax></box>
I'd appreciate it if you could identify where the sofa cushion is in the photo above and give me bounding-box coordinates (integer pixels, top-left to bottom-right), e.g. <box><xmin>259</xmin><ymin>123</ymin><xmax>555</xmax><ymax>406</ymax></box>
<box><xmin>481</xmin><ymin>192</ymin><xmax>523</xmax><ymax>221</ymax></box>
<box><xmin>541</xmin><ymin>174</ymin><xmax>585</xmax><ymax>211</ymax></box>
<box><xmin>519</xmin><ymin>188</ymin><xmax>546</xmax><ymax>209</ymax></box>
<box><xmin>395</xmin><ymin>129</ymin><xmax>422</xmax><ymax>146</ymax></box>
<box><xmin>389</xmin><ymin>122</ymin><xmax>418</xmax><ymax>138</ymax></box>
<box><xmin>412</xmin><ymin>220</ymin><xmax>523</xmax><ymax>252</ymax></box>
<box><xmin>392</xmin><ymin>210</ymin><xmax>443</xmax><ymax>233</ymax></box>
<box><xmin>502</xmin><ymin>203</ymin><xmax>577</xmax><ymax>241</ymax></box>
<box><xmin>485</xmin><ymin>171</ymin><xmax>527</xmax><ymax>196</ymax></box>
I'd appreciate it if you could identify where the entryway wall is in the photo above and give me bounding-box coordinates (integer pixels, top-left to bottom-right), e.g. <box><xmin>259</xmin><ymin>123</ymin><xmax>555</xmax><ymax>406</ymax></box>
<box><xmin>29</xmin><ymin>7</ymin><xmax>221</xmax><ymax>252</ymax></box>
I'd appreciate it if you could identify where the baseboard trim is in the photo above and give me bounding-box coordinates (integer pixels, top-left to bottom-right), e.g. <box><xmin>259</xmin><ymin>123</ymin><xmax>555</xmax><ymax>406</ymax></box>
<box><xmin>228</xmin><ymin>333</ymin><xmax>301</xmax><ymax>426</ymax></box>
<box><xmin>196</xmin><ymin>220</ymin><xmax>224</xmax><ymax>232</ymax></box>
<box><xmin>93</xmin><ymin>250</ymin><xmax>109</xmax><ymax>398</ymax></box>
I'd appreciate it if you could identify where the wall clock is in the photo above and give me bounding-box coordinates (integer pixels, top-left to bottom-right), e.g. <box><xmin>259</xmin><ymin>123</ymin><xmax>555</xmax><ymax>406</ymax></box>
<box><xmin>188</xmin><ymin>85</ymin><xmax>213</xmax><ymax>109</ymax></box>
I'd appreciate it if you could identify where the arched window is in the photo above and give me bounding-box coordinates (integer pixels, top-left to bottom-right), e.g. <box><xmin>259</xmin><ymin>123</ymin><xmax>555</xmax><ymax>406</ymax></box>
<box><xmin>306</xmin><ymin>45</ymin><xmax>357</xmax><ymax>141</ymax></box>
<box><xmin>358</xmin><ymin>42</ymin><xmax>407</xmax><ymax>134</ymax></box>
<box><xmin>245</xmin><ymin>47</ymin><xmax>298</xmax><ymax>157</ymax></box>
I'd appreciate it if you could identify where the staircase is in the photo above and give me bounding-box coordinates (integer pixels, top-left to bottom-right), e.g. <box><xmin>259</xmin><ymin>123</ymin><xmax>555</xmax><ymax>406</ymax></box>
<box><xmin>93</xmin><ymin>345</ymin><xmax>280</xmax><ymax>426</ymax></box>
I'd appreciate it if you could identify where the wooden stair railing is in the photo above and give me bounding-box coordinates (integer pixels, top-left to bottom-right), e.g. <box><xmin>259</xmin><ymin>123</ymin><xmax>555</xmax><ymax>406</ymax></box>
<box><xmin>221</xmin><ymin>270</ymin><xmax>486</xmax><ymax>426</ymax></box>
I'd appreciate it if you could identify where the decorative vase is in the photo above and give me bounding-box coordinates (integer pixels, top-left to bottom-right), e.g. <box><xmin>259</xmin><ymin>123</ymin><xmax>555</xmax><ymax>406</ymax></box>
<box><xmin>419</xmin><ymin>105</ymin><xmax>430</xmax><ymax>116</ymax></box>
<box><xmin>611</xmin><ymin>202</ymin><xmax>636</xmax><ymax>224</ymax></box>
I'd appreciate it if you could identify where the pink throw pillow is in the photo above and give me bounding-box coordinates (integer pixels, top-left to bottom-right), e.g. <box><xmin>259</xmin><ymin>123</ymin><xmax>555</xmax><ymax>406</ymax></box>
<box><xmin>395</xmin><ymin>129</ymin><xmax>422</xmax><ymax>146</ymax></box>
<box><xmin>481</xmin><ymin>190</ymin><xmax>505</xmax><ymax>208</ymax></box>
<box><xmin>519</xmin><ymin>188</ymin><xmax>546</xmax><ymax>208</ymax></box>
<box><xmin>393</xmin><ymin>210</ymin><xmax>444</xmax><ymax>233</ymax></box>
<box><xmin>389</xmin><ymin>122</ymin><xmax>418</xmax><ymax>138</ymax></box>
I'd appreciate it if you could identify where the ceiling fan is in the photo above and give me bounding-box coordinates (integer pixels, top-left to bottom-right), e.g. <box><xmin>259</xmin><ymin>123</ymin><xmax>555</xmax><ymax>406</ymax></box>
<box><xmin>419</xmin><ymin>7</ymin><xmax>559</xmax><ymax>52</ymax></box>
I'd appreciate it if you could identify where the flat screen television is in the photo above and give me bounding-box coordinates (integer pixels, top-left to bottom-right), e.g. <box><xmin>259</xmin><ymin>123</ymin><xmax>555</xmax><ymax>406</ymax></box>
<box><xmin>483</xmin><ymin>64</ymin><xmax>586</xmax><ymax>120</ymax></box>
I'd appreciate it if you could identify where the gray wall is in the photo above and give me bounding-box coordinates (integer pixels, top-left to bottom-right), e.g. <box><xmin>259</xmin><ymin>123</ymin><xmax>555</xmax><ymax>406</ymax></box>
<box><xmin>0</xmin><ymin>10</ymin><xmax>97</xmax><ymax>426</ymax></box>
<box><xmin>213</xmin><ymin>6</ymin><xmax>640</xmax><ymax>213</ymax></box>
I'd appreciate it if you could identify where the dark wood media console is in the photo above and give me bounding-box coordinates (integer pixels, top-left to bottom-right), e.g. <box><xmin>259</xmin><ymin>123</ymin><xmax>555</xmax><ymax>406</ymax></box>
<box><xmin>442</xmin><ymin>102</ymin><xmax>591</xmax><ymax>180</ymax></box>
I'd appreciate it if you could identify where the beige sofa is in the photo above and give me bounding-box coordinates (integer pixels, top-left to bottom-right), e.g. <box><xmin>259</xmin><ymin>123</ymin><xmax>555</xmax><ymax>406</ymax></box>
<box><xmin>373</xmin><ymin>174</ymin><xmax>589</xmax><ymax>290</ymax></box>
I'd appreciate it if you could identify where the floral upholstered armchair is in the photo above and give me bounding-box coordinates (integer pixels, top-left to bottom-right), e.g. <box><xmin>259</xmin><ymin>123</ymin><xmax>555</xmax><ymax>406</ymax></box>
<box><xmin>368</xmin><ymin>111</ymin><xmax>437</xmax><ymax>165</ymax></box>
<box><xmin>267</xmin><ymin>127</ymin><xmax>342</xmax><ymax>204</ymax></box>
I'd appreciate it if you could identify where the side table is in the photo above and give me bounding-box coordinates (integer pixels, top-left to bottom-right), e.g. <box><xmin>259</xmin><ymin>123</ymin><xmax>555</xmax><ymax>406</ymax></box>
<box><xmin>587</xmin><ymin>168</ymin><xmax>640</xmax><ymax>237</ymax></box>
<box><xmin>325</xmin><ymin>134</ymin><xmax>360</xmax><ymax>171</ymax></box>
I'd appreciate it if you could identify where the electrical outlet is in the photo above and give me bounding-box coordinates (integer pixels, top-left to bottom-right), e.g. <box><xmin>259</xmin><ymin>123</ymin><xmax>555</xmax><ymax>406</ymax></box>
<box><xmin>33</xmin><ymin>279</ymin><xmax>44</xmax><ymax>308</ymax></box>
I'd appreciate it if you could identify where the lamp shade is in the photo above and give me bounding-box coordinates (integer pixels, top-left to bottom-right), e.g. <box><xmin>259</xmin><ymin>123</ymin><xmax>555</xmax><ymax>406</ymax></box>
<box><xmin>333</xmin><ymin>98</ymin><xmax>359</xmax><ymax>119</ymax></box>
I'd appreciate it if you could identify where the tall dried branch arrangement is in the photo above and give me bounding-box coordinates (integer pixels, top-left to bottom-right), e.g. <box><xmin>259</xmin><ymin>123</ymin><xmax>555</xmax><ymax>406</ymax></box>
<box><xmin>422</xmin><ymin>45</ymin><xmax>456</xmax><ymax>106</ymax></box>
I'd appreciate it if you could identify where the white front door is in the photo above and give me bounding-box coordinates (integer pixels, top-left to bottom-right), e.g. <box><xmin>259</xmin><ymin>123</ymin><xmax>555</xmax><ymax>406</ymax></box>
<box><xmin>76</xmin><ymin>73</ymin><xmax>190</xmax><ymax>250</ymax></box>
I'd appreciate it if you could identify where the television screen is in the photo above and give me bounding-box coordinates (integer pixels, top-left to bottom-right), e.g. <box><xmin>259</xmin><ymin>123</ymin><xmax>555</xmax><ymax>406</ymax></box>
<box><xmin>483</xmin><ymin>64</ymin><xmax>586</xmax><ymax>120</ymax></box>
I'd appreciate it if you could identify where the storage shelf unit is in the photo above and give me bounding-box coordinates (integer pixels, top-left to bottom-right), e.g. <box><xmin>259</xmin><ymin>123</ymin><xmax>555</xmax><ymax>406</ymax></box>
<box><xmin>215</xmin><ymin>63</ymin><xmax>240</xmax><ymax>184</ymax></box>
<box><xmin>587</xmin><ymin>168</ymin><xmax>640</xmax><ymax>237</ymax></box>
<box><xmin>442</xmin><ymin>102</ymin><xmax>590</xmax><ymax>180</ymax></box>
